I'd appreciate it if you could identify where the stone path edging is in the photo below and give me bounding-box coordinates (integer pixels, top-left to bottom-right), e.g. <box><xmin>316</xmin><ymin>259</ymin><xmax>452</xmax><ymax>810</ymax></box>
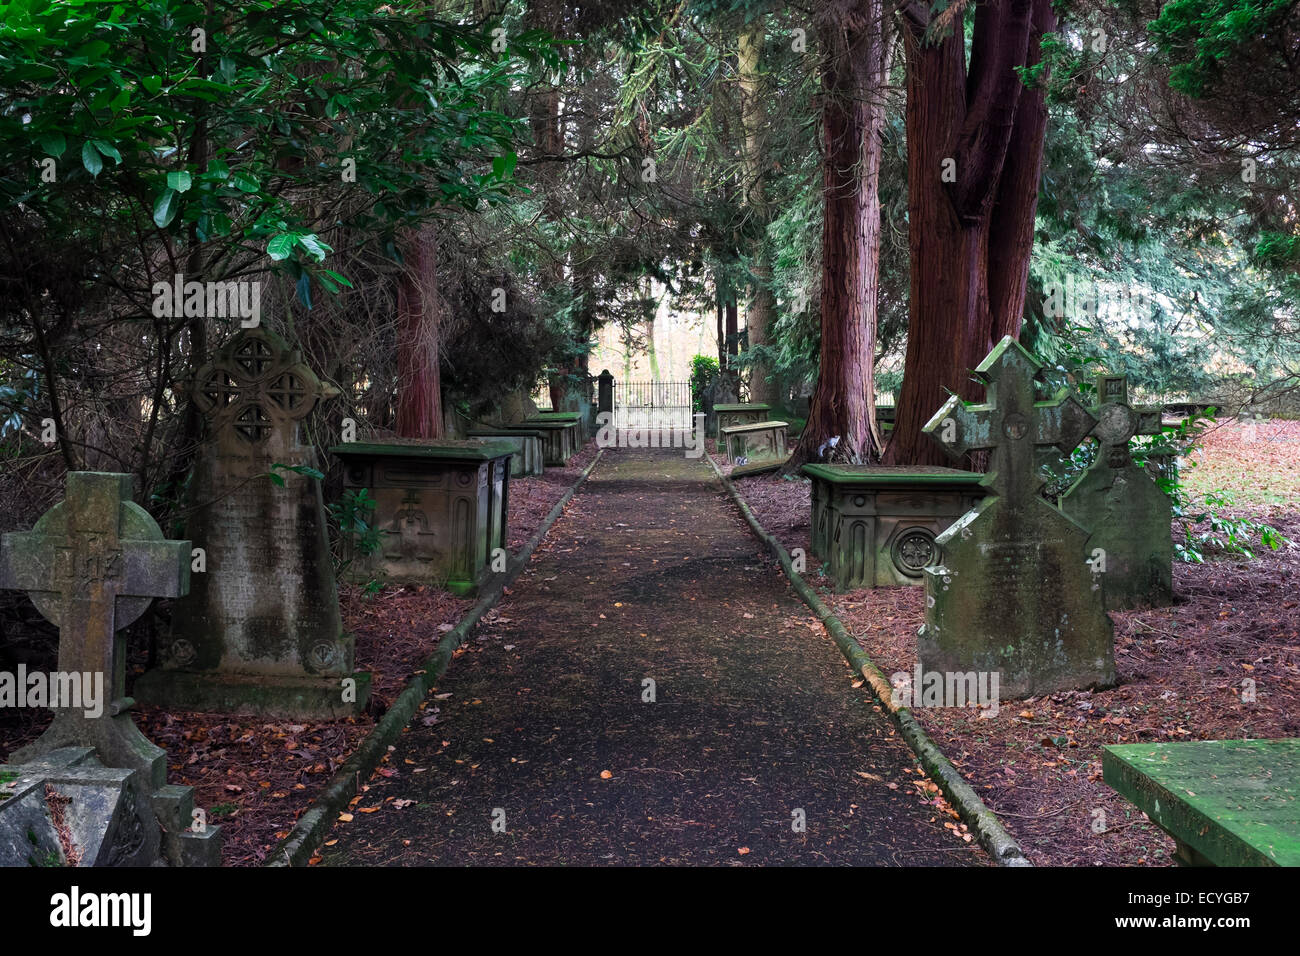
<box><xmin>704</xmin><ymin>453</ymin><xmax>1030</xmax><ymax>867</ymax></box>
<box><xmin>268</xmin><ymin>448</ymin><xmax>605</xmax><ymax>867</ymax></box>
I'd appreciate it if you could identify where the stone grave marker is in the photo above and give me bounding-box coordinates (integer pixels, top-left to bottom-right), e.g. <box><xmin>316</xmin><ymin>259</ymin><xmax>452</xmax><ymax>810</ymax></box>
<box><xmin>1059</xmin><ymin>373</ymin><xmax>1173</xmax><ymax>610</ymax></box>
<box><xmin>134</xmin><ymin>326</ymin><xmax>369</xmax><ymax>718</ymax></box>
<box><xmin>920</xmin><ymin>336</ymin><xmax>1115</xmax><ymax>698</ymax></box>
<box><xmin>0</xmin><ymin>471</ymin><xmax>220</xmax><ymax>865</ymax></box>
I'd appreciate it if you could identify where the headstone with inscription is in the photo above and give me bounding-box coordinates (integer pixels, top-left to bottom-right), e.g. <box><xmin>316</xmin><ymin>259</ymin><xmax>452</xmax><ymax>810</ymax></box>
<box><xmin>919</xmin><ymin>336</ymin><xmax>1115</xmax><ymax>698</ymax></box>
<box><xmin>1059</xmin><ymin>374</ymin><xmax>1173</xmax><ymax>610</ymax></box>
<box><xmin>0</xmin><ymin>472</ymin><xmax>221</xmax><ymax>866</ymax></box>
<box><xmin>134</xmin><ymin>327</ymin><xmax>369</xmax><ymax>718</ymax></box>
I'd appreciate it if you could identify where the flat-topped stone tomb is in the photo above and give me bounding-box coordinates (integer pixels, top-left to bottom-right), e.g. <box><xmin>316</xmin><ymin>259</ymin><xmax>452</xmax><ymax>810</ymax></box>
<box><xmin>802</xmin><ymin>465</ymin><xmax>985</xmax><ymax>589</ymax></box>
<box><xmin>1103</xmin><ymin>739</ymin><xmax>1300</xmax><ymax>866</ymax></box>
<box><xmin>330</xmin><ymin>439</ymin><xmax>514</xmax><ymax>596</ymax></box>
<box><xmin>714</xmin><ymin>402</ymin><xmax>770</xmax><ymax>439</ymax></box>
<box><xmin>503</xmin><ymin>418</ymin><xmax>579</xmax><ymax>467</ymax></box>
<box><xmin>467</xmin><ymin>428</ymin><xmax>544</xmax><ymax>477</ymax></box>
<box><xmin>133</xmin><ymin>326</ymin><xmax>368</xmax><ymax>719</ymax></box>
<box><xmin>527</xmin><ymin>409</ymin><xmax>588</xmax><ymax>441</ymax></box>
<box><xmin>721</xmin><ymin>420</ymin><xmax>788</xmax><ymax>465</ymax></box>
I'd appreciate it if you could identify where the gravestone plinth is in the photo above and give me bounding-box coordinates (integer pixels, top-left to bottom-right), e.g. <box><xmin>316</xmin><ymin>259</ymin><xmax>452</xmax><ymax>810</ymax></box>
<box><xmin>803</xmin><ymin>465</ymin><xmax>985</xmax><ymax>589</ymax></box>
<box><xmin>330</xmin><ymin>440</ymin><xmax>514</xmax><ymax>596</ymax></box>
<box><xmin>919</xmin><ymin>337</ymin><xmax>1115</xmax><ymax>698</ymax></box>
<box><xmin>503</xmin><ymin>419</ymin><xmax>578</xmax><ymax>467</ymax></box>
<box><xmin>467</xmin><ymin>428</ymin><xmax>544</xmax><ymax>477</ymax></box>
<box><xmin>714</xmin><ymin>403</ymin><xmax>771</xmax><ymax>440</ymax></box>
<box><xmin>0</xmin><ymin>473</ymin><xmax>220</xmax><ymax>866</ymax></box>
<box><xmin>721</xmin><ymin>420</ymin><xmax>788</xmax><ymax>464</ymax></box>
<box><xmin>1060</xmin><ymin>374</ymin><xmax>1173</xmax><ymax>610</ymax></box>
<box><xmin>134</xmin><ymin>327</ymin><xmax>367</xmax><ymax>719</ymax></box>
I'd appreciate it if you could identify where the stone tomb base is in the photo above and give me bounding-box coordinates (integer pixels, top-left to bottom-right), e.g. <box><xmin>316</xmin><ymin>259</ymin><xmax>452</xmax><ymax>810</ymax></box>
<box><xmin>135</xmin><ymin>668</ymin><xmax>372</xmax><ymax>721</ymax></box>
<box><xmin>330</xmin><ymin>439</ymin><xmax>514</xmax><ymax>596</ymax></box>
<box><xmin>803</xmin><ymin>465</ymin><xmax>985</xmax><ymax>589</ymax></box>
<box><xmin>0</xmin><ymin>747</ymin><xmax>221</xmax><ymax>867</ymax></box>
<box><xmin>721</xmin><ymin>420</ymin><xmax>788</xmax><ymax>464</ymax></box>
<box><xmin>714</xmin><ymin>403</ymin><xmax>771</xmax><ymax>440</ymax></box>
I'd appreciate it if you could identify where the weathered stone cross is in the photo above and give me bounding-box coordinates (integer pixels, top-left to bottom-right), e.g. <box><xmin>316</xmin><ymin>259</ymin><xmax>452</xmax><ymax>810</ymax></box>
<box><xmin>1087</xmin><ymin>373</ymin><xmax>1163</xmax><ymax>470</ymax></box>
<box><xmin>0</xmin><ymin>472</ymin><xmax>190</xmax><ymax>784</ymax></box>
<box><xmin>918</xmin><ymin>337</ymin><xmax>1116</xmax><ymax>697</ymax></box>
<box><xmin>1059</xmin><ymin>373</ymin><xmax>1174</xmax><ymax>610</ymax></box>
<box><xmin>923</xmin><ymin>336</ymin><xmax>1096</xmax><ymax>501</ymax></box>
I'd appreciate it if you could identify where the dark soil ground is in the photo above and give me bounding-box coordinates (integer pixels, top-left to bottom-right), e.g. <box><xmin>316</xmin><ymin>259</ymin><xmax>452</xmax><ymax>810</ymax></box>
<box><xmin>318</xmin><ymin>446</ymin><xmax>986</xmax><ymax>866</ymax></box>
<box><xmin>0</xmin><ymin>442</ymin><xmax>595</xmax><ymax>865</ymax></box>
<box><xmin>730</xmin><ymin>418</ymin><xmax>1300</xmax><ymax>866</ymax></box>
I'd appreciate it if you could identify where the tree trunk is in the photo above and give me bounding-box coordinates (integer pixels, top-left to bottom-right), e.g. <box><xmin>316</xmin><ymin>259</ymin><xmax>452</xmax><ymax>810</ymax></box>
<box><xmin>884</xmin><ymin>0</ymin><xmax>1055</xmax><ymax>465</ymax></box>
<box><xmin>787</xmin><ymin>0</ymin><xmax>892</xmax><ymax>469</ymax></box>
<box><xmin>394</xmin><ymin>226</ymin><xmax>444</xmax><ymax>439</ymax></box>
<box><xmin>724</xmin><ymin>298</ymin><xmax>739</xmax><ymax>393</ymax></box>
<box><xmin>738</xmin><ymin>20</ymin><xmax>777</xmax><ymax>406</ymax></box>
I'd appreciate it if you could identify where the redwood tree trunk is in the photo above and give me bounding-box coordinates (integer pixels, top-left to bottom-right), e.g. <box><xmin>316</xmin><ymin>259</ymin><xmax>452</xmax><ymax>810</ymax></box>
<box><xmin>394</xmin><ymin>226</ymin><xmax>444</xmax><ymax>439</ymax></box>
<box><xmin>788</xmin><ymin>0</ymin><xmax>891</xmax><ymax>468</ymax></box>
<box><xmin>884</xmin><ymin>0</ymin><xmax>1055</xmax><ymax>465</ymax></box>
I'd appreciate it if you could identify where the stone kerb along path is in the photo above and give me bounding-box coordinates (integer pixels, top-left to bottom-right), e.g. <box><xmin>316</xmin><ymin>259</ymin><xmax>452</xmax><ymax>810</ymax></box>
<box><xmin>320</xmin><ymin>446</ymin><xmax>984</xmax><ymax>865</ymax></box>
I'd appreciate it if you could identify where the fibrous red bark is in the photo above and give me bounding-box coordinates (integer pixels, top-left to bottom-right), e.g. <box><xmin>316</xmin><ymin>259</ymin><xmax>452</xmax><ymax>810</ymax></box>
<box><xmin>885</xmin><ymin>0</ymin><xmax>1056</xmax><ymax>466</ymax></box>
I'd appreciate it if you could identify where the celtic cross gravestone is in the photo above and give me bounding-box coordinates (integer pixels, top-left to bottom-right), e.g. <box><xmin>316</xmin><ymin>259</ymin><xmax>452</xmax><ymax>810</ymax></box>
<box><xmin>0</xmin><ymin>472</ymin><xmax>220</xmax><ymax>865</ymax></box>
<box><xmin>919</xmin><ymin>337</ymin><xmax>1116</xmax><ymax>698</ymax></box>
<box><xmin>1060</xmin><ymin>374</ymin><xmax>1174</xmax><ymax>610</ymax></box>
<box><xmin>134</xmin><ymin>326</ymin><xmax>369</xmax><ymax>718</ymax></box>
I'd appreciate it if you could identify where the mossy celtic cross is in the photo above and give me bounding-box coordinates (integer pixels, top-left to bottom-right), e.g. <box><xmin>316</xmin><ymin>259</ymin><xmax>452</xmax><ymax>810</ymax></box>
<box><xmin>923</xmin><ymin>336</ymin><xmax>1096</xmax><ymax>500</ymax></box>
<box><xmin>0</xmin><ymin>472</ymin><xmax>190</xmax><ymax>775</ymax></box>
<box><xmin>1087</xmin><ymin>374</ymin><xmax>1163</xmax><ymax>470</ymax></box>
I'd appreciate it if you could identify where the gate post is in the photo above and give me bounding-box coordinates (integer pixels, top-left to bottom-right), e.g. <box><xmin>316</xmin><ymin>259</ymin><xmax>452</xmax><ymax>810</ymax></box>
<box><xmin>597</xmin><ymin>369</ymin><xmax>614</xmax><ymax>420</ymax></box>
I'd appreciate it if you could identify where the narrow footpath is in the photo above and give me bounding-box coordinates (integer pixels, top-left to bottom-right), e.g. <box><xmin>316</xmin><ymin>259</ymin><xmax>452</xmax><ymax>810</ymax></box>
<box><xmin>321</xmin><ymin>446</ymin><xmax>985</xmax><ymax>865</ymax></box>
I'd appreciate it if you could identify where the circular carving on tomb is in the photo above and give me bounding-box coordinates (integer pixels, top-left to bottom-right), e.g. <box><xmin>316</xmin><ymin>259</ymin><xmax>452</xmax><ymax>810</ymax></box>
<box><xmin>1002</xmin><ymin>413</ymin><xmax>1029</xmax><ymax>440</ymax></box>
<box><xmin>457</xmin><ymin>472</ymin><xmax>472</xmax><ymax>486</ymax></box>
<box><xmin>892</xmin><ymin>528</ymin><xmax>939</xmax><ymax>578</ymax></box>
<box><xmin>307</xmin><ymin>641</ymin><xmax>338</xmax><ymax>670</ymax></box>
<box><xmin>853</xmin><ymin>495</ymin><xmax>866</xmax><ymax>508</ymax></box>
<box><xmin>348</xmin><ymin>466</ymin><xmax>366</xmax><ymax>483</ymax></box>
<box><xmin>169</xmin><ymin>639</ymin><xmax>197</xmax><ymax>667</ymax></box>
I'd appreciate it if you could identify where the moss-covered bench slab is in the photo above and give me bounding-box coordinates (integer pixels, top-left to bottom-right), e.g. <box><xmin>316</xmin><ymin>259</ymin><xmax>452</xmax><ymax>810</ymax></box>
<box><xmin>721</xmin><ymin>420</ymin><xmax>788</xmax><ymax>465</ymax></box>
<box><xmin>802</xmin><ymin>465</ymin><xmax>985</xmax><ymax>590</ymax></box>
<box><xmin>467</xmin><ymin>428</ymin><xmax>544</xmax><ymax>477</ymax></box>
<box><xmin>714</xmin><ymin>402</ymin><xmax>771</xmax><ymax>439</ymax></box>
<box><xmin>501</xmin><ymin>419</ymin><xmax>579</xmax><ymax>467</ymax></box>
<box><xmin>1103</xmin><ymin>739</ymin><xmax>1300</xmax><ymax>867</ymax></box>
<box><xmin>329</xmin><ymin>439</ymin><xmax>514</xmax><ymax>596</ymax></box>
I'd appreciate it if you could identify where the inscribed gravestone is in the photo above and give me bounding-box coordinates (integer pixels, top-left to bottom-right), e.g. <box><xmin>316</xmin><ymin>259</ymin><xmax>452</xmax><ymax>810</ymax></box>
<box><xmin>0</xmin><ymin>472</ymin><xmax>220</xmax><ymax>865</ymax></box>
<box><xmin>920</xmin><ymin>337</ymin><xmax>1116</xmax><ymax>698</ymax></box>
<box><xmin>1059</xmin><ymin>374</ymin><xmax>1173</xmax><ymax>610</ymax></box>
<box><xmin>134</xmin><ymin>327</ymin><xmax>368</xmax><ymax>718</ymax></box>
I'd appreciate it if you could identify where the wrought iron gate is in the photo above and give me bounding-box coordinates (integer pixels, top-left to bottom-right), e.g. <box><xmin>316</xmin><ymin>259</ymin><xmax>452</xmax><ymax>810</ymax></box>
<box><xmin>613</xmin><ymin>380</ymin><xmax>692</xmax><ymax>431</ymax></box>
